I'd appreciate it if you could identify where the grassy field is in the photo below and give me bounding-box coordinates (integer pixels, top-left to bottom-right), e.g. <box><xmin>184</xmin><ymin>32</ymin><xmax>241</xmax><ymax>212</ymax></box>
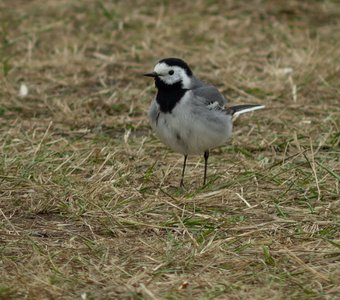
<box><xmin>0</xmin><ymin>0</ymin><xmax>339</xmax><ymax>299</ymax></box>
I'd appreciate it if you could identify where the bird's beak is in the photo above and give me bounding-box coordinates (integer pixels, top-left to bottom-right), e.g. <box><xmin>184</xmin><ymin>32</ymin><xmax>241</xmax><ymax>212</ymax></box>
<box><xmin>143</xmin><ymin>71</ymin><xmax>158</xmax><ymax>78</ymax></box>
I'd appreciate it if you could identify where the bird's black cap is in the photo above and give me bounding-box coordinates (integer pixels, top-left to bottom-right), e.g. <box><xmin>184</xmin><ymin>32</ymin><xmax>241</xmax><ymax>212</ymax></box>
<box><xmin>159</xmin><ymin>58</ymin><xmax>193</xmax><ymax>76</ymax></box>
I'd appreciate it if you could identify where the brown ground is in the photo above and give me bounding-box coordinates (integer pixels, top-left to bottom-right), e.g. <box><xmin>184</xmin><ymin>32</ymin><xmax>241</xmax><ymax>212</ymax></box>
<box><xmin>0</xmin><ymin>0</ymin><xmax>339</xmax><ymax>299</ymax></box>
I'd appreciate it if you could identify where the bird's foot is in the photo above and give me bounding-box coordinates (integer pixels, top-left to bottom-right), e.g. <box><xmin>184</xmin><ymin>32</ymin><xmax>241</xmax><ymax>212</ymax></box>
<box><xmin>179</xmin><ymin>179</ymin><xmax>185</xmax><ymax>189</ymax></box>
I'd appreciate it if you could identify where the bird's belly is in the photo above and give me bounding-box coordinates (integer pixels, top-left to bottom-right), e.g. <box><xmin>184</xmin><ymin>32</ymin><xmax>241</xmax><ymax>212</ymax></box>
<box><xmin>154</xmin><ymin>108</ymin><xmax>232</xmax><ymax>155</ymax></box>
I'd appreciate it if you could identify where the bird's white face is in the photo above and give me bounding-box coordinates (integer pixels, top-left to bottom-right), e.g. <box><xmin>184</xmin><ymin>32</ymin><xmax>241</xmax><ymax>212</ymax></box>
<box><xmin>154</xmin><ymin>62</ymin><xmax>192</xmax><ymax>89</ymax></box>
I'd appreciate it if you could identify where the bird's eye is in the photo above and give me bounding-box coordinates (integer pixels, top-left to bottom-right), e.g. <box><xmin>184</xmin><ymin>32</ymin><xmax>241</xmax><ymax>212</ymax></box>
<box><xmin>168</xmin><ymin>70</ymin><xmax>174</xmax><ymax>75</ymax></box>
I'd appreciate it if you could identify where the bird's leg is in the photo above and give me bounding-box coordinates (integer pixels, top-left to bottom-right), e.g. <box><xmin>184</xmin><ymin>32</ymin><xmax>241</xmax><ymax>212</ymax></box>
<box><xmin>180</xmin><ymin>155</ymin><xmax>188</xmax><ymax>187</ymax></box>
<box><xmin>203</xmin><ymin>150</ymin><xmax>209</xmax><ymax>185</ymax></box>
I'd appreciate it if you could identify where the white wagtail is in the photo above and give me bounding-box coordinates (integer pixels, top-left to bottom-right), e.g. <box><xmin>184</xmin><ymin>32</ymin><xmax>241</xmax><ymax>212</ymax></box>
<box><xmin>144</xmin><ymin>58</ymin><xmax>264</xmax><ymax>187</ymax></box>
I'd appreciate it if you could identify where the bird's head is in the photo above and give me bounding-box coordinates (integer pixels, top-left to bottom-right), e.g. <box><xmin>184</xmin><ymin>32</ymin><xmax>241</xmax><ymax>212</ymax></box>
<box><xmin>144</xmin><ymin>58</ymin><xmax>193</xmax><ymax>89</ymax></box>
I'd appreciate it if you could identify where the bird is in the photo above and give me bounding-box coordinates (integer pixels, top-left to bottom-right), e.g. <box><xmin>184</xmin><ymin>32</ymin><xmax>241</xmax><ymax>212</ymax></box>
<box><xmin>144</xmin><ymin>57</ymin><xmax>264</xmax><ymax>187</ymax></box>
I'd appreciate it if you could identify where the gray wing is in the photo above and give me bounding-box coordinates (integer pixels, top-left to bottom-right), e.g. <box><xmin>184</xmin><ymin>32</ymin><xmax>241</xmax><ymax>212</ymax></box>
<box><xmin>191</xmin><ymin>77</ymin><xmax>227</xmax><ymax>107</ymax></box>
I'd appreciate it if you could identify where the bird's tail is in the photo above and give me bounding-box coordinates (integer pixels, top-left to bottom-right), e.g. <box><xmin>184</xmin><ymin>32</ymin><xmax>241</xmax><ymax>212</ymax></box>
<box><xmin>227</xmin><ymin>104</ymin><xmax>265</xmax><ymax>117</ymax></box>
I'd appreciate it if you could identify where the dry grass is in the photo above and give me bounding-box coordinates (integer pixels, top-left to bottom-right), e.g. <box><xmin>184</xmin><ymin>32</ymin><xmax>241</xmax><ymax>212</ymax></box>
<box><xmin>0</xmin><ymin>0</ymin><xmax>339</xmax><ymax>299</ymax></box>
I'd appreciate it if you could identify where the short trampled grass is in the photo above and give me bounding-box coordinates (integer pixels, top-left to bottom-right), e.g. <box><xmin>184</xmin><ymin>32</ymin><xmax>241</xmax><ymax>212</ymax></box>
<box><xmin>0</xmin><ymin>0</ymin><xmax>339</xmax><ymax>299</ymax></box>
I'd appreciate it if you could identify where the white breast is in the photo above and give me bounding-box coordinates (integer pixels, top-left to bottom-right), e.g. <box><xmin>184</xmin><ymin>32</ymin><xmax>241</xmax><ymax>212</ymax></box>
<box><xmin>149</xmin><ymin>92</ymin><xmax>233</xmax><ymax>155</ymax></box>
